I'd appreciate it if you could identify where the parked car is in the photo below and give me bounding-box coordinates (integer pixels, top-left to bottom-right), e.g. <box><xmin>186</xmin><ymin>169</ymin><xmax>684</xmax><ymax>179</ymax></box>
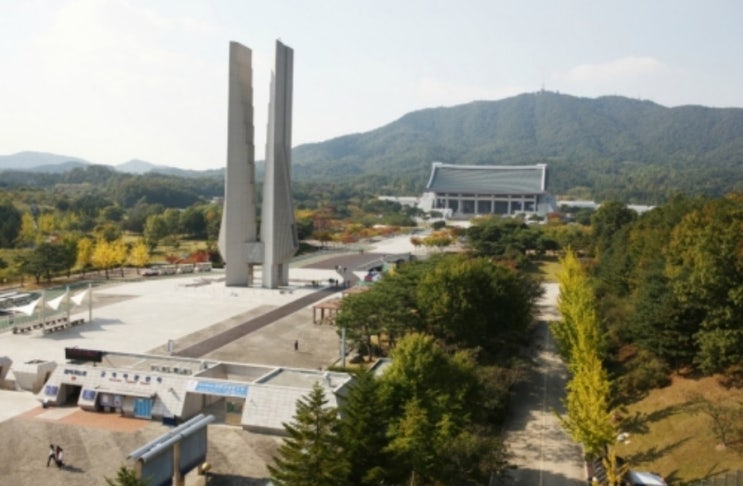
<box><xmin>142</xmin><ymin>268</ymin><xmax>159</xmax><ymax>277</ymax></box>
<box><xmin>627</xmin><ymin>470</ymin><xmax>667</xmax><ymax>486</ymax></box>
<box><xmin>589</xmin><ymin>457</ymin><xmax>667</xmax><ymax>486</ymax></box>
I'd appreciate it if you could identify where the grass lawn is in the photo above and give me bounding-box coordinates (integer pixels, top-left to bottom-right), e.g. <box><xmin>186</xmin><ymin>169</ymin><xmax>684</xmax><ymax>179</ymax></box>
<box><xmin>615</xmin><ymin>374</ymin><xmax>743</xmax><ymax>483</ymax></box>
<box><xmin>525</xmin><ymin>256</ymin><xmax>561</xmax><ymax>283</ymax></box>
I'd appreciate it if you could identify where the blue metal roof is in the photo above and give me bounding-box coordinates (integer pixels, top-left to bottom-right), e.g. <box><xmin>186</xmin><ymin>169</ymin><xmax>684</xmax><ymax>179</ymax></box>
<box><xmin>425</xmin><ymin>163</ymin><xmax>547</xmax><ymax>194</ymax></box>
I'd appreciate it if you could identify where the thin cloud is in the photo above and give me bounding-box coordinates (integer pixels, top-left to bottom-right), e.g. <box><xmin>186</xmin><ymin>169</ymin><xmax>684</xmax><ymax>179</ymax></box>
<box><xmin>550</xmin><ymin>56</ymin><xmax>683</xmax><ymax>103</ymax></box>
<box><xmin>409</xmin><ymin>77</ymin><xmax>526</xmax><ymax>106</ymax></box>
<box><xmin>558</xmin><ymin>56</ymin><xmax>667</xmax><ymax>83</ymax></box>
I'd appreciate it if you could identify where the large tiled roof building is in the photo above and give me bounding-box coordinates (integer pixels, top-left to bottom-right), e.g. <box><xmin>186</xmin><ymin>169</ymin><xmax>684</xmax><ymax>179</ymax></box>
<box><xmin>424</xmin><ymin>162</ymin><xmax>556</xmax><ymax>218</ymax></box>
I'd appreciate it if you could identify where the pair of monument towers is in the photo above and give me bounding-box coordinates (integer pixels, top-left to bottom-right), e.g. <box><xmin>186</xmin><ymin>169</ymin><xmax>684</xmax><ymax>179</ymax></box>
<box><xmin>218</xmin><ymin>40</ymin><xmax>298</xmax><ymax>289</ymax></box>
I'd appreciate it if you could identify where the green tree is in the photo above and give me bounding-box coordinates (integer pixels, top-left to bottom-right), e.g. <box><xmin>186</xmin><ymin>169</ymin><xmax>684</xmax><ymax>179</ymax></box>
<box><xmin>70</xmin><ymin>192</ymin><xmax>112</xmax><ymax>218</ymax></box>
<box><xmin>18</xmin><ymin>242</ymin><xmax>70</xmax><ymax>284</ymax></box>
<box><xmin>630</xmin><ymin>262</ymin><xmax>693</xmax><ymax>367</ymax></box>
<box><xmin>94</xmin><ymin>222</ymin><xmax>122</xmax><ymax>242</ymax></box>
<box><xmin>59</xmin><ymin>236</ymin><xmax>78</xmax><ymax>278</ymax></box>
<box><xmin>384</xmin><ymin>397</ymin><xmax>437</xmax><ymax>485</ymax></box>
<box><xmin>590</xmin><ymin>201</ymin><xmax>636</xmax><ymax>256</ymax></box>
<box><xmin>335</xmin><ymin>289</ymin><xmax>388</xmax><ymax>362</ymax></box>
<box><xmin>203</xmin><ymin>204</ymin><xmax>222</xmax><ymax>242</ymax></box>
<box><xmin>268</xmin><ymin>383</ymin><xmax>348</xmax><ymax>486</ymax></box>
<box><xmin>379</xmin><ymin>334</ymin><xmax>490</xmax><ymax>484</ymax></box>
<box><xmin>466</xmin><ymin>217</ymin><xmax>538</xmax><ymax>258</ymax></box>
<box><xmin>180</xmin><ymin>206</ymin><xmax>207</xmax><ymax>239</ymax></box>
<box><xmin>100</xmin><ymin>204</ymin><xmax>126</xmax><ymax>223</ymax></box>
<box><xmin>105</xmin><ymin>465</ymin><xmax>150</xmax><ymax>486</ymax></box>
<box><xmin>163</xmin><ymin>208</ymin><xmax>182</xmax><ymax>236</ymax></box>
<box><xmin>338</xmin><ymin>369</ymin><xmax>390</xmax><ymax>485</ymax></box>
<box><xmin>437</xmin><ymin>426</ymin><xmax>511</xmax><ymax>485</ymax></box>
<box><xmin>666</xmin><ymin>195</ymin><xmax>743</xmax><ymax>374</ymax></box>
<box><xmin>336</xmin><ymin>259</ymin><xmax>431</xmax><ymax>359</ymax></box>
<box><xmin>416</xmin><ymin>254</ymin><xmax>538</xmax><ymax>356</ymax></box>
<box><xmin>0</xmin><ymin>199</ymin><xmax>22</xmax><ymax>248</ymax></box>
<box><xmin>144</xmin><ymin>215</ymin><xmax>168</xmax><ymax>250</ymax></box>
<box><xmin>123</xmin><ymin>202</ymin><xmax>165</xmax><ymax>233</ymax></box>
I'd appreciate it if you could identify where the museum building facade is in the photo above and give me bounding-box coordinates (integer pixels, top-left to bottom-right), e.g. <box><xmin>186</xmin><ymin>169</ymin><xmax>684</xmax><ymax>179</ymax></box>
<box><xmin>424</xmin><ymin>162</ymin><xmax>556</xmax><ymax>218</ymax></box>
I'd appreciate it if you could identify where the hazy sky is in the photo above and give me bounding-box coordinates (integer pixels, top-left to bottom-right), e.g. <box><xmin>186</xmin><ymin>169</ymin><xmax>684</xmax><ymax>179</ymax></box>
<box><xmin>1</xmin><ymin>0</ymin><xmax>742</xmax><ymax>170</ymax></box>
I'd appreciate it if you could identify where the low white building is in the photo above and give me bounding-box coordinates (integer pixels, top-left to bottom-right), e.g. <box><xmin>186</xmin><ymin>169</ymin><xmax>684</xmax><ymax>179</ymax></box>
<box><xmin>38</xmin><ymin>349</ymin><xmax>354</xmax><ymax>435</ymax></box>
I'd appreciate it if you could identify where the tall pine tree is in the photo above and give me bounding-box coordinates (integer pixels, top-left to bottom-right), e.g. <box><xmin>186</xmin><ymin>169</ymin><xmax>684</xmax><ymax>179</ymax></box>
<box><xmin>338</xmin><ymin>368</ymin><xmax>390</xmax><ymax>485</ymax></box>
<box><xmin>268</xmin><ymin>383</ymin><xmax>349</xmax><ymax>486</ymax></box>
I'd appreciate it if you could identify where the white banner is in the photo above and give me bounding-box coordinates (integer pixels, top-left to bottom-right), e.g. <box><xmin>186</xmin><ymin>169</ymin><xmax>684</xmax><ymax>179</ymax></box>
<box><xmin>46</xmin><ymin>291</ymin><xmax>69</xmax><ymax>311</ymax></box>
<box><xmin>10</xmin><ymin>297</ymin><xmax>42</xmax><ymax>316</ymax></box>
<box><xmin>71</xmin><ymin>289</ymin><xmax>89</xmax><ymax>307</ymax></box>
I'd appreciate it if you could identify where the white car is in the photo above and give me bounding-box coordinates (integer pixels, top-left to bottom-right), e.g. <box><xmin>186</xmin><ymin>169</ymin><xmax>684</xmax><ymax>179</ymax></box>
<box><xmin>627</xmin><ymin>470</ymin><xmax>667</xmax><ymax>486</ymax></box>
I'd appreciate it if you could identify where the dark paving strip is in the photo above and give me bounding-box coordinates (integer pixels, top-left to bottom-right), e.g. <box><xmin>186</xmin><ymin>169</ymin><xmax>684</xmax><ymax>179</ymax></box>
<box><xmin>302</xmin><ymin>252</ymin><xmax>408</xmax><ymax>271</ymax></box>
<box><xmin>173</xmin><ymin>287</ymin><xmax>339</xmax><ymax>358</ymax></box>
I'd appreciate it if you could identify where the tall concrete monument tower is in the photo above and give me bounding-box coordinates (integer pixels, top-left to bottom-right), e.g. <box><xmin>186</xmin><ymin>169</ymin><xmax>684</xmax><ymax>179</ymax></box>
<box><xmin>218</xmin><ymin>40</ymin><xmax>297</xmax><ymax>288</ymax></box>
<box><xmin>261</xmin><ymin>41</ymin><xmax>298</xmax><ymax>288</ymax></box>
<box><xmin>218</xmin><ymin>42</ymin><xmax>257</xmax><ymax>286</ymax></box>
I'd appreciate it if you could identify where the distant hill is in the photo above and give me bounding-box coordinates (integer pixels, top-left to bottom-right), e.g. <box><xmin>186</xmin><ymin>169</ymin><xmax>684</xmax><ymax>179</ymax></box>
<box><xmin>116</xmin><ymin>159</ymin><xmax>164</xmax><ymax>174</ymax></box>
<box><xmin>114</xmin><ymin>159</ymin><xmax>223</xmax><ymax>178</ymax></box>
<box><xmin>0</xmin><ymin>151</ymin><xmax>90</xmax><ymax>171</ymax></box>
<box><xmin>0</xmin><ymin>152</ymin><xmax>222</xmax><ymax>179</ymax></box>
<box><xmin>292</xmin><ymin>92</ymin><xmax>743</xmax><ymax>201</ymax></box>
<box><xmin>4</xmin><ymin>92</ymin><xmax>742</xmax><ymax>202</ymax></box>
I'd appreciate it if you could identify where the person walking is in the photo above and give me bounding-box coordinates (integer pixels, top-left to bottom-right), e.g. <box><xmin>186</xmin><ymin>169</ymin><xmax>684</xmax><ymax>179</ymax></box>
<box><xmin>55</xmin><ymin>445</ymin><xmax>64</xmax><ymax>469</ymax></box>
<box><xmin>46</xmin><ymin>444</ymin><xmax>55</xmax><ymax>467</ymax></box>
<box><xmin>294</xmin><ymin>340</ymin><xmax>299</xmax><ymax>351</ymax></box>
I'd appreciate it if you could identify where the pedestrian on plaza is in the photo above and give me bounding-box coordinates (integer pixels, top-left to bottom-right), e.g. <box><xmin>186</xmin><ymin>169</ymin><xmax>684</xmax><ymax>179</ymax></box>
<box><xmin>55</xmin><ymin>445</ymin><xmax>64</xmax><ymax>469</ymax></box>
<box><xmin>46</xmin><ymin>444</ymin><xmax>55</xmax><ymax>467</ymax></box>
<box><xmin>294</xmin><ymin>340</ymin><xmax>299</xmax><ymax>351</ymax></box>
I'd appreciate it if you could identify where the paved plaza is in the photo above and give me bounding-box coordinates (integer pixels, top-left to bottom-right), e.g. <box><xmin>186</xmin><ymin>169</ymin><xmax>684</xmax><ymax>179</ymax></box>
<box><xmin>0</xmin><ymin>236</ymin><xmax>419</xmax><ymax>486</ymax></box>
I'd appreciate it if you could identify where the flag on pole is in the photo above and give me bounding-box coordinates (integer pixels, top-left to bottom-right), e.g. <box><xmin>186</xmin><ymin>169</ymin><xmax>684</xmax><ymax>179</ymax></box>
<box><xmin>46</xmin><ymin>290</ymin><xmax>69</xmax><ymax>311</ymax></box>
<box><xmin>10</xmin><ymin>297</ymin><xmax>42</xmax><ymax>316</ymax></box>
<box><xmin>71</xmin><ymin>289</ymin><xmax>89</xmax><ymax>307</ymax></box>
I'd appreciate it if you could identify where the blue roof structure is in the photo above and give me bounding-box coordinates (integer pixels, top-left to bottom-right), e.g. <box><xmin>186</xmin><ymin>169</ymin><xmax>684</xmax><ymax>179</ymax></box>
<box><xmin>425</xmin><ymin>162</ymin><xmax>547</xmax><ymax>194</ymax></box>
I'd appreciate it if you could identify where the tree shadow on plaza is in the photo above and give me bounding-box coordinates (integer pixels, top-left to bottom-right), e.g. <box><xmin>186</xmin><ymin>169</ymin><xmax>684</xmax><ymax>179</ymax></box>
<box><xmin>204</xmin><ymin>473</ymin><xmax>271</xmax><ymax>485</ymax></box>
<box><xmin>43</xmin><ymin>317</ymin><xmax>124</xmax><ymax>341</ymax></box>
<box><xmin>494</xmin><ymin>466</ymin><xmax>585</xmax><ymax>485</ymax></box>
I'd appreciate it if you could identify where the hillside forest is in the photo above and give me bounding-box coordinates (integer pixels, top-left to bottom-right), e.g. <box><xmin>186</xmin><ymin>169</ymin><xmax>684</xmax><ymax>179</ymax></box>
<box><xmin>322</xmin><ymin>193</ymin><xmax>743</xmax><ymax>482</ymax></box>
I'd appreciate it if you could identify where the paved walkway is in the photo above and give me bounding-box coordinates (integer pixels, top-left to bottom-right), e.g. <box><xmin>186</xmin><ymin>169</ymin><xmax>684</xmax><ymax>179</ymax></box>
<box><xmin>174</xmin><ymin>287</ymin><xmax>338</xmax><ymax>358</ymax></box>
<box><xmin>502</xmin><ymin>283</ymin><xmax>585</xmax><ymax>485</ymax></box>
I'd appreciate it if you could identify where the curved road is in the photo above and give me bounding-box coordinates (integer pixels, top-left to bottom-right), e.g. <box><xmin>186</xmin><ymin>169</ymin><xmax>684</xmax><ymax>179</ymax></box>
<box><xmin>501</xmin><ymin>283</ymin><xmax>586</xmax><ymax>485</ymax></box>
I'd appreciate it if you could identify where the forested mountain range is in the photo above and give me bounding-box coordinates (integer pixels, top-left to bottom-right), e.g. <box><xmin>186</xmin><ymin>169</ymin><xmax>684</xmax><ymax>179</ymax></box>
<box><xmin>3</xmin><ymin>92</ymin><xmax>742</xmax><ymax>203</ymax></box>
<box><xmin>292</xmin><ymin>91</ymin><xmax>743</xmax><ymax>202</ymax></box>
